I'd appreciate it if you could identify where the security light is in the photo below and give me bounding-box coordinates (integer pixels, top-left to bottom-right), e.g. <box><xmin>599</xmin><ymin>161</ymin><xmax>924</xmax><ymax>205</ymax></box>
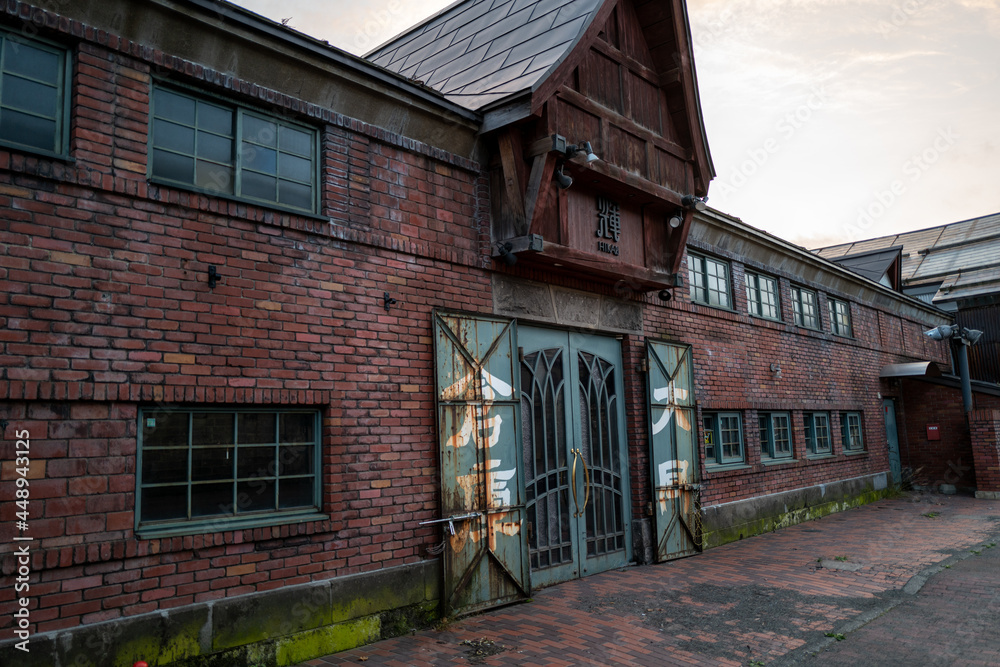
<box><xmin>924</xmin><ymin>324</ymin><xmax>958</xmax><ymax>341</ymax></box>
<box><xmin>682</xmin><ymin>195</ymin><xmax>707</xmax><ymax>211</ymax></box>
<box><xmin>554</xmin><ymin>165</ymin><xmax>573</xmax><ymax>189</ymax></box>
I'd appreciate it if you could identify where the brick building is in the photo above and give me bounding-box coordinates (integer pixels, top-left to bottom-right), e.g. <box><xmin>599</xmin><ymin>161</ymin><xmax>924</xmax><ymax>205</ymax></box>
<box><xmin>0</xmin><ymin>0</ymin><xmax>961</xmax><ymax>665</ymax></box>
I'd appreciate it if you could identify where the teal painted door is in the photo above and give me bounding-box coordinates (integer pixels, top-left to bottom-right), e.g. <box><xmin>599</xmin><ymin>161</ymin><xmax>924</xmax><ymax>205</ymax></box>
<box><xmin>647</xmin><ymin>341</ymin><xmax>701</xmax><ymax>561</ymax></box>
<box><xmin>883</xmin><ymin>398</ymin><xmax>902</xmax><ymax>486</ymax></box>
<box><xmin>519</xmin><ymin>327</ymin><xmax>631</xmax><ymax>588</ymax></box>
<box><xmin>433</xmin><ymin>311</ymin><xmax>529</xmax><ymax>616</ymax></box>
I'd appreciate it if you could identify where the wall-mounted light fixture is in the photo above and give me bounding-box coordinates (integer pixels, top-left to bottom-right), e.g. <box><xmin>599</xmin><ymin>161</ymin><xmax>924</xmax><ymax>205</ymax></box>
<box><xmin>668</xmin><ymin>214</ymin><xmax>684</xmax><ymax>228</ymax></box>
<box><xmin>495</xmin><ymin>242</ymin><xmax>517</xmax><ymax>266</ymax></box>
<box><xmin>554</xmin><ymin>165</ymin><xmax>573</xmax><ymax>190</ymax></box>
<box><xmin>924</xmin><ymin>324</ymin><xmax>984</xmax><ymax>412</ymax></box>
<box><xmin>565</xmin><ymin>141</ymin><xmax>599</xmax><ymax>164</ymax></box>
<box><xmin>207</xmin><ymin>265</ymin><xmax>222</xmax><ymax>289</ymax></box>
<box><xmin>383</xmin><ymin>292</ymin><xmax>398</xmax><ymax>312</ymax></box>
<box><xmin>682</xmin><ymin>195</ymin><xmax>708</xmax><ymax>211</ymax></box>
<box><xmin>658</xmin><ymin>289</ymin><xmax>672</xmax><ymax>302</ymax></box>
<box><xmin>770</xmin><ymin>362</ymin><xmax>782</xmax><ymax>379</ymax></box>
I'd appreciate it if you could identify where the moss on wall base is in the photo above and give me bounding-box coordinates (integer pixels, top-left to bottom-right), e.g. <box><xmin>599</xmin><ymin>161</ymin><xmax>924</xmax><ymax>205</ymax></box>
<box><xmin>701</xmin><ymin>473</ymin><xmax>894</xmax><ymax>549</ymax></box>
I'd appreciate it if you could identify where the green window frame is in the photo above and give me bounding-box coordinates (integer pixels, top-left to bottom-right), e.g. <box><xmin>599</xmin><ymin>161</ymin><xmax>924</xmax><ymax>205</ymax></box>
<box><xmin>746</xmin><ymin>272</ymin><xmax>780</xmax><ymax>320</ymax></box>
<box><xmin>842</xmin><ymin>411</ymin><xmax>864</xmax><ymax>452</ymax></box>
<box><xmin>703</xmin><ymin>411</ymin><xmax>744</xmax><ymax>466</ymax></box>
<box><xmin>829</xmin><ymin>298</ymin><xmax>853</xmax><ymax>337</ymax></box>
<box><xmin>759</xmin><ymin>411</ymin><xmax>792</xmax><ymax>460</ymax></box>
<box><xmin>804</xmin><ymin>411</ymin><xmax>832</xmax><ymax>456</ymax></box>
<box><xmin>0</xmin><ymin>30</ymin><xmax>71</xmax><ymax>157</ymax></box>
<box><xmin>791</xmin><ymin>285</ymin><xmax>819</xmax><ymax>330</ymax></box>
<box><xmin>688</xmin><ymin>252</ymin><xmax>731</xmax><ymax>308</ymax></box>
<box><xmin>150</xmin><ymin>85</ymin><xmax>318</xmax><ymax>213</ymax></box>
<box><xmin>137</xmin><ymin>407</ymin><xmax>323</xmax><ymax>536</ymax></box>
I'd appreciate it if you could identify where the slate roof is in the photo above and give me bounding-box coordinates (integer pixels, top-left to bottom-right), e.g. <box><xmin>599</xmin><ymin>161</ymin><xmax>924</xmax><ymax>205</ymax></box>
<box><xmin>826</xmin><ymin>246</ymin><xmax>902</xmax><ymax>287</ymax></box>
<box><xmin>366</xmin><ymin>0</ymin><xmax>604</xmax><ymax>110</ymax></box>
<box><xmin>814</xmin><ymin>212</ymin><xmax>1000</xmax><ymax>305</ymax></box>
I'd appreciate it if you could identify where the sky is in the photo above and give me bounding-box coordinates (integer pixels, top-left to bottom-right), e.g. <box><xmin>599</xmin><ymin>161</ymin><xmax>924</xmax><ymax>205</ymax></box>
<box><xmin>232</xmin><ymin>0</ymin><xmax>1000</xmax><ymax>249</ymax></box>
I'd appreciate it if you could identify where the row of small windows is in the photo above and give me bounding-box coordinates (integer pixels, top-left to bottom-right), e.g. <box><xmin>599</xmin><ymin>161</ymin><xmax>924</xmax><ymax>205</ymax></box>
<box><xmin>702</xmin><ymin>410</ymin><xmax>865</xmax><ymax>467</ymax></box>
<box><xmin>688</xmin><ymin>251</ymin><xmax>854</xmax><ymax>337</ymax></box>
<box><xmin>0</xmin><ymin>31</ymin><xmax>319</xmax><ymax>214</ymax></box>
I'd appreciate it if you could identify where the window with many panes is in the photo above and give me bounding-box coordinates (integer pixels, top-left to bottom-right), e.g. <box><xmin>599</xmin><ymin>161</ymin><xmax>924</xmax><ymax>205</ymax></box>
<box><xmin>150</xmin><ymin>86</ymin><xmax>318</xmax><ymax>213</ymax></box>
<box><xmin>703</xmin><ymin>412</ymin><xmax>744</xmax><ymax>465</ymax></box>
<box><xmin>688</xmin><ymin>252</ymin><xmax>731</xmax><ymax>308</ymax></box>
<box><xmin>759</xmin><ymin>412</ymin><xmax>792</xmax><ymax>460</ymax></box>
<box><xmin>841</xmin><ymin>411</ymin><xmax>864</xmax><ymax>451</ymax></box>
<box><xmin>137</xmin><ymin>408</ymin><xmax>322</xmax><ymax>535</ymax></box>
<box><xmin>746</xmin><ymin>272</ymin><xmax>780</xmax><ymax>320</ymax></box>
<box><xmin>829</xmin><ymin>298</ymin><xmax>853</xmax><ymax>337</ymax></box>
<box><xmin>791</xmin><ymin>285</ymin><xmax>819</xmax><ymax>329</ymax></box>
<box><xmin>0</xmin><ymin>31</ymin><xmax>70</xmax><ymax>156</ymax></box>
<box><xmin>804</xmin><ymin>412</ymin><xmax>832</xmax><ymax>456</ymax></box>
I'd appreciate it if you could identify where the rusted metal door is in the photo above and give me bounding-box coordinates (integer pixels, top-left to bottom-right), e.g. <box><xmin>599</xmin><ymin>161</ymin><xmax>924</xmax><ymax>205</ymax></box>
<box><xmin>432</xmin><ymin>310</ymin><xmax>529</xmax><ymax>616</ymax></box>
<box><xmin>520</xmin><ymin>327</ymin><xmax>631</xmax><ymax>588</ymax></box>
<box><xmin>647</xmin><ymin>340</ymin><xmax>701</xmax><ymax>561</ymax></box>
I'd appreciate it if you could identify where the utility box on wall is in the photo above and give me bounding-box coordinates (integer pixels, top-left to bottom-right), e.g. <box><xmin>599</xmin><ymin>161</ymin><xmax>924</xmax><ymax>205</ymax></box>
<box><xmin>926</xmin><ymin>424</ymin><xmax>941</xmax><ymax>441</ymax></box>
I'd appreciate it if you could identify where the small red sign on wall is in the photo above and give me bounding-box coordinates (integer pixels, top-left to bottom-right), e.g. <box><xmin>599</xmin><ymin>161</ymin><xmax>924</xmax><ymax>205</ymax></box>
<box><xmin>926</xmin><ymin>424</ymin><xmax>941</xmax><ymax>441</ymax></box>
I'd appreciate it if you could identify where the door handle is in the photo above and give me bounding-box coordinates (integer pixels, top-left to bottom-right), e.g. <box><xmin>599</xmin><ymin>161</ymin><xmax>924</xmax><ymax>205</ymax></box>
<box><xmin>570</xmin><ymin>448</ymin><xmax>581</xmax><ymax>517</ymax></box>
<box><xmin>579</xmin><ymin>450</ymin><xmax>591</xmax><ymax>518</ymax></box>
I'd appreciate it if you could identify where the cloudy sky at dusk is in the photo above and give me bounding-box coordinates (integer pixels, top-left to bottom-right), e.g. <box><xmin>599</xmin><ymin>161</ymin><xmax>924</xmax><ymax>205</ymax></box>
<box><xmin>233</xmin><ymin>0</ymin><xmax>1000</xmax><ymax>248</ymax></box>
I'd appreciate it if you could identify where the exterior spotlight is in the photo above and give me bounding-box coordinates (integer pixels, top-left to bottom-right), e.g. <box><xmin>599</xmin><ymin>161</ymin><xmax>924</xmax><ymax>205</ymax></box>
<box><xmin>924</xmin><ymin>324</ymin><xmax>958</xmax><ymax>341</ymax></box>
<box><xmin>668</xmin><ymin>214</ymin><xmax>683</xmax><ymax>228</ymax></box>
<box><xmin>495</xmin><ymin>241</ymin><xmax>517</xmax><ymax>266</ymax></box>
<box><xmin>566</xmin><ymin>141</ymin><xmax>599</xmax><ymax>164</ymax></box>
<box><xmin>962</xmin><ymin>328</ymin><xmax>984</xmax><ymax>345</ymax></box>
<box><xmin>682</xmin><ymin>195</ymin><xmax>707</xmax><ymax>211</ymax></box>
<box><xmin>554</xmin><ymin>165</ymin><xmax>573</xmax><ymax>189</ymax></box>
<box><xmin>658</xmin><ymin>289</ymin><xmax>672</xmax><ymax>301</ymax></box>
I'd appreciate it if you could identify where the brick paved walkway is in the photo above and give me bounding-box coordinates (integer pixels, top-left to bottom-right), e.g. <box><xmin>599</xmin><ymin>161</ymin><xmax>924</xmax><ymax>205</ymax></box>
<box><xmin>297</xmin><ymin>493</ymin><xmax>1000</xmax><ymax>666</ymax></box>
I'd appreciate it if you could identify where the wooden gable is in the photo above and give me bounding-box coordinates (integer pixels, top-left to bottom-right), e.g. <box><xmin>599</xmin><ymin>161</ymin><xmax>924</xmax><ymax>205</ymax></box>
<box><xmin>489</xmin><ymin>0</ymin><xmax>713</xmax><ymax>293</ymax></box>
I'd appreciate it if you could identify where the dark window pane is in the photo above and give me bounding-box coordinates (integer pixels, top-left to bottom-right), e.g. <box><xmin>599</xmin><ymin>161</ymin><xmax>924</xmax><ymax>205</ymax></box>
<box><xmin>238</xmin><ymin>445</ymin><xmax>276</xmax><ymax>478</ymax></box>
<box><xmin>243</xmin><ymin>115</ymin><xmax>276</xmax><ymax>146</ymax></box>
<box><xmin>5</xmin><ymin>40</ymin><xmax>60</xmax><ymax>81</ymax></box>
<box><xmin>0</xmin><ymin>110</ymin><xmax>56</xmax><ymax>152</ymax></box>
<box><xmin>151</xmin><ymin>148</ymin><xmax>194</xmax><ymax>183</ymax></box>
<box><xmin>278</xmin><ymin>180</ymin><xmax>313</xmax><ymax>209</ymax></box>
<box><xmin>191</xmin><ymin>482</ymin><xmax>234</xmax><ymax>517</ymax></box>
<box><xmin>279</xmin><ymin>478</ymin><xmax>313</xmax><ymax>508</ymax></box>
<box><xmin>3</xmin><ymin>75</ymin><xmax>58</xmax><ymax>117</ymax></box>
<box><xmin>237</xmin><ymin>480</ymin><xmax>275</xmax><ymax>512</ymax></box>
<box><xmin>143</xmin><ymin>411</ymin><xmax>189</xmax><ymax>447</ymax></box>
<box><xmin>153</xmin><ymin>118</ymin><xmax>195</xmax><ymax>154</ymax></box>
<box><xmin>142</xmin><ymin>448</ymin><xmax>188</xmax><ymax>484</ymax></box>
<box><xmin>279</xmin><ymin>413</ymin><xmax>315</xmax><ymax>443</ymax></box>
<box><xmin>242</xmin><ymin>170</ymin><xmax>277</xmax><ymax>201</ymax></box>
<box><xmin>191</xmin><ymin>446</ymin><xmax>233</xmax><ymax>481</ymax></box>
<box><xmin>279</xmin><ymin>125</ymin><xmax>312</xmax><ymax>156</ymax></box>
<box><xmin>278</xmin><ymin>152</ymin><xmax>311</xmax><ymax>182</ymax></box>
<box><xmin>140</xmin><ymin>485</ymin><xmax>187</xmax><ymax>521</ymax></box>
<box><xmin>155</xmin><ymin>88</ymin><xmax>196</xmax><ymax>125</ymax></box>
<box><xmin>197</xmin><ymin>101</ymin><xmax>232</xmax><ymax>135</ymax></box>
<box><xmin>242</xmin><ymin>143</ymin><xmax>277</xmax><ymax>174</ymax></box>
<box><xmin>195</xmin><ymin>161</ymin><xmax>234</xmax><ymax>194</ymax></box>
<box><xmin>197</xmin><ymin>131</ymin><xmax>232</xmax><ymax>163</ymax></box>
<box><xmin>278</xmin><ymin>445</ymin><xmax>313</xmax><ymax>476</ymax></box>
<box><xmin>192</xmin><ymin>413</ymin><xmax>234</xmax><ymax>446</ymax></box>
<box><xmin>238</xmin><ymin>413</ymin><xmax>276</xmax><ymax>444</ymax></box>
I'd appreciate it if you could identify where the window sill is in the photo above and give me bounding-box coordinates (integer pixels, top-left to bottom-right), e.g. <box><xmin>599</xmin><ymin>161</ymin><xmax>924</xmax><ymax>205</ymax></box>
<box><xmin>843</xmin><ymin>449</ymin><xmax>867</xmax><ymax>456</ymax></box>
<box><xmin>149</xmin><ymin>177</ymin><xmax>326</xmax><ymax>222</ymax></box>
<box><xmin>806</xmin><ymin>453</ymin><xmax>834</xmax><ymax>461</ymax></box>
<box><xmin>762</xmin><ymin>457</ymin><xmax>797</xmax><ymax>466</ymax></box>
<box><xmin>0</xmin><ymin>142</ymin><xmax>75</xmax><ymax>163</ymax></box>
<box><xmin>704</xmin><ymin>462</ymin><xmax>751</xmax><ymax>474</ymax></box>
<box><xmin>136</xmin><ymin>509</ymin><xmax>328</xmax><ymax>540</ymax></box>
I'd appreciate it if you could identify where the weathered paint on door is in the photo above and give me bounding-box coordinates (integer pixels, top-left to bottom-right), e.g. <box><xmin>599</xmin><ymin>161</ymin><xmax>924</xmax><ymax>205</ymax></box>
<box><xmin>519</xmin><ymin>327</ymin><xmax>631</xmax><ymax>589</ymax></box>
<box><xmin>883</xmin><ymin>398</ymin><xmax>902</xmax><ymax>486</ymax></box>
<box><xmin>647</xmin><ymin>340</ymin><xmax>701</xmax><ymax>561</ymax></box>
<box><xmin>432</xmin><ymin>310</ymin><xmax>529</xmax><ymax>616</ymax></box>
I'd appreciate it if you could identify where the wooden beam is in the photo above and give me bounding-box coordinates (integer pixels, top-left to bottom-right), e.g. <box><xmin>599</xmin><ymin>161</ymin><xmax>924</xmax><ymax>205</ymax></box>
<box><xmin>497</xmin><ymin>129</ymin><xmax>526</xmax><ymax>225</ymax></box>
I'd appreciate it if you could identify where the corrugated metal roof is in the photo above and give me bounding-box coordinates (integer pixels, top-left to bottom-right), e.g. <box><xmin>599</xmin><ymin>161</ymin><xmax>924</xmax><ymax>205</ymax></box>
<box><xmin>814</xmin><ymin>212</ymin><xmax>1000</xmax><ymax>305</ymax></box>
<box><xmin>366</xmin><ymin>0</ymin><xmax>604</xmax><ymax>110</ymax></box>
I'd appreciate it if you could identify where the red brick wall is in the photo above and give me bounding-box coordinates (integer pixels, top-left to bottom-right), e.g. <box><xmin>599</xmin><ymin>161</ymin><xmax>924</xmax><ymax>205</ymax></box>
<box><xmin>969</xmin><ymin>409</ymin><xmax>1000</xmax><ymax>493</ymax></box>
<box><xmin>0</xmin><ymin>5</ymin><xmax>490</xmax><ymax>635</ymax></box>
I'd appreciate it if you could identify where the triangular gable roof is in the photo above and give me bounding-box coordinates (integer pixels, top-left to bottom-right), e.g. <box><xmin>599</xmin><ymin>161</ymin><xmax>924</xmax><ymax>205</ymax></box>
<box><xmin>367</xmin><ymin>0</ymin><xmax>604</xmax><ymax>110</ymax></box>
<box><xmin>827</xmin><ymin>246</ymin><xmax>903</xmax><ymax>290</ymax></box>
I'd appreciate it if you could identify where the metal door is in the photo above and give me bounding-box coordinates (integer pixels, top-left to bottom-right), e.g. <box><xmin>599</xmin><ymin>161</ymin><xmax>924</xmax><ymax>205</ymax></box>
<box><xmin>433</xmin><ymin>310</ymin><xmax>529</xmax><ymax>616</ymax></box>
<box><xmin>647</xmin><ymin>340</ymin><xmax>701</xmax><ymax>561</ymax></box>
<box><xmin>883</xmin><ymin>398</ymin><xmax>902</xmax><ymax>486</ymax></box>
<box><xmin>519</xmin><ymin>327</ymin><xmax>631</xmax><ymax>588</ymax></box>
